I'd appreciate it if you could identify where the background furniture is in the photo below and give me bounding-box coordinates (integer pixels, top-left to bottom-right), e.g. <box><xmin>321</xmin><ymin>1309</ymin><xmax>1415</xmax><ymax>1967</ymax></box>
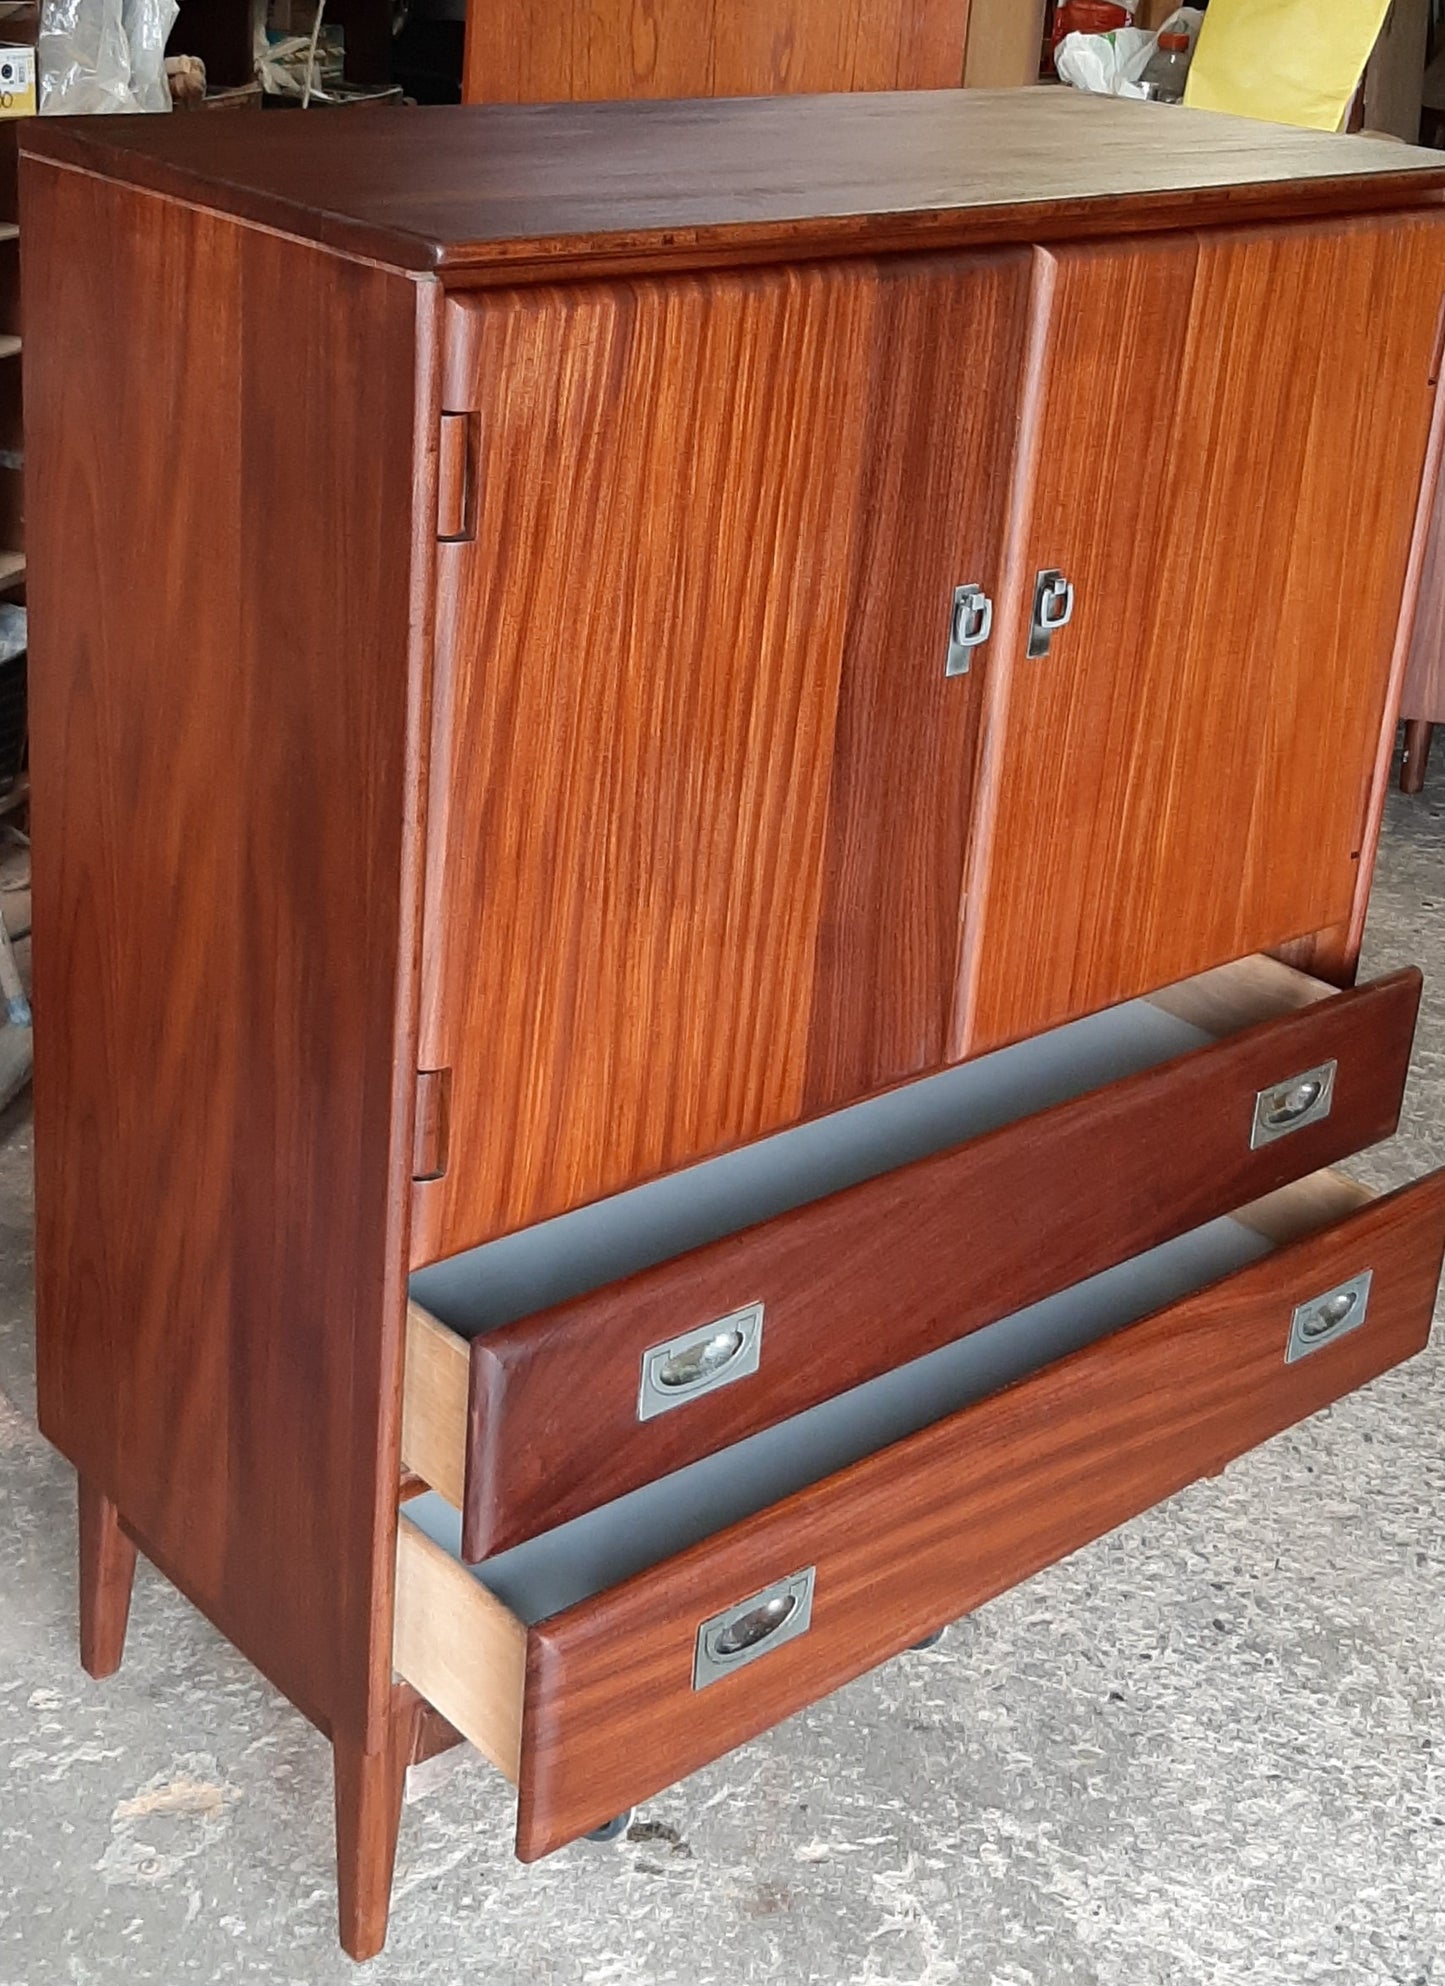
<box><xmin>1401</xmin><ymin>443</ymin><xmax>1445</xmax><ymax>790</ymax></box>
<box><xmin>462</xmin><ymin>0</ymin><xmax>976</xmax><ymax>103</ymax></box>
<box><xmin>19</xmin><ymin>90</ymin><xmax>1445</xmax><ymax>1959</ymax></box>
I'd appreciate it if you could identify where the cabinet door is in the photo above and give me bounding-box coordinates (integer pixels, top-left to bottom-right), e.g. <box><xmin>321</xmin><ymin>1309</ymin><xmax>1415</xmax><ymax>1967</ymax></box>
<box><xmin>416</xmin><ymin>253</ymin><xmax>1030</xmax><ymax>1255</ymax></box>
<box><xmin>957</xmin><ymin>214</ymin><xmax>1445</xmax><ymax>1059</ymax></box>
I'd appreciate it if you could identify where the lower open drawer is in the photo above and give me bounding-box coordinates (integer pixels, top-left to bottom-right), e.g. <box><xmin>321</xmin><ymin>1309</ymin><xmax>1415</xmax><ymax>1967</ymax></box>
<box><xmin>393</xmin><ymin>1165</ymin><xmax>1445</xmax><ymax>1861</ymax></box>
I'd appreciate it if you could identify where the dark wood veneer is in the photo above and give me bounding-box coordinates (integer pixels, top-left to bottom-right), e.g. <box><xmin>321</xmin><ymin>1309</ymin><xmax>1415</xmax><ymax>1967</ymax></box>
<box><xmin>20</xmin><ymin>94</ymin><xmax>1445</xmax><ymax>282</ymax></box>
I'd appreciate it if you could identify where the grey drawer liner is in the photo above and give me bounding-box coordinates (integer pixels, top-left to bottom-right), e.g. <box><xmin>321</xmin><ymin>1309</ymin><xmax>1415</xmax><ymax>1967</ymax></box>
<box><xmin>406</xmin><ymin>1211</ymin><xmax>1271</xmax><ymax>1626</ymax></box>
<box><xmin>411</xmin><ymin>996</ymin><xmax>1210</xmax><ymax>1338</ymax></box>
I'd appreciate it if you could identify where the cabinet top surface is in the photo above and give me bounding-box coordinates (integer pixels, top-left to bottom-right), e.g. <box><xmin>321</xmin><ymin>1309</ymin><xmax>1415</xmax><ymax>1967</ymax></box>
<box><xmin>23</xmin><ymin>89</ymin><xmax>1445</xmax><ymax>279</ymax></box>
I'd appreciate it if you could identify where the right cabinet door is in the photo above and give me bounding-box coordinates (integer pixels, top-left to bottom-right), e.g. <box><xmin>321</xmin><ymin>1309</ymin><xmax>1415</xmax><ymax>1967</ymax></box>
<box><xmin>958</xmin><ymin>214</ymin><xmax>1445</xmax><ymax>1058</ymax></box>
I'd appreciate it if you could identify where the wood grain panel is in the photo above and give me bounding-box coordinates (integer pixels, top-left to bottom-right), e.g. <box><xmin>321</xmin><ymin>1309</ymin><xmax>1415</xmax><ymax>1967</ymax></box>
<box><xmin>415</xmin><ymin>253</ymin><xmax>1024</xmax><ymax>1259</ymax></box>
<box><xmin>20</xmin><ymin>96</ymin><xmax>1445</xmax><ymax>284</ymax></box>
<box><xmin>516</xmin><ymin>1169</ymin><xmax>1445</xmax><ymax>1857</ymax></box>
<box><xmin>463</xmin><ymin>0</ymin><xmax>970</xmax><ymax>105</ymax></box>
<box><xmin>22</xmin><ymin>160</ymin><xmax>437</xmax><ymax>1748</ymax></box>
<box><xmin>959</xmin><ymin>214</ymin><xmax>1445</xmax><ymax>1056</ymax></box>
<box><xmin>429</xmin><ymin>967</ymin><xmax>1420</xmax><ymax>1556</ymax></box>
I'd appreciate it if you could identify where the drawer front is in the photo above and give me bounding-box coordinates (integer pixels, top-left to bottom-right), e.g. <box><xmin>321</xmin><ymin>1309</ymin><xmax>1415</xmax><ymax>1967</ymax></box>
<box><xmin>515</xmin><ymin>1168</ymin><xmax>1445</xmax><ymax>1858</ymax></box>
<box><xmin>447</xmin><ymin>969</ymin><xmax>1420</xmax><ymax>1557</ymax></box>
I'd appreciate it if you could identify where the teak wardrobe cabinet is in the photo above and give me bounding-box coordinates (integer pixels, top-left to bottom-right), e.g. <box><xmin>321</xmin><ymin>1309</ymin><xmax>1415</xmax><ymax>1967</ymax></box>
<box><xmin>18</xmin><ymin>91</ymin><xmax>1445</xmax><ymax>1958</ymax></box>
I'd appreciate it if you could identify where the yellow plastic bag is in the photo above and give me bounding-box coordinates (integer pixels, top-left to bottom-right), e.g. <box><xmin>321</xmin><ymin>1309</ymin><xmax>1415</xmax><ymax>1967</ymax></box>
<box><xmin>1184</xmin><ymin>0</ymin><xmax>1390</xmax><ymax>130</ymax></box>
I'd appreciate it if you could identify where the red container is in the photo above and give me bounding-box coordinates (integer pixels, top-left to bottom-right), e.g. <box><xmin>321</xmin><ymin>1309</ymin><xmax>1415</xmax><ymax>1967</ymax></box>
<box><xmin>1049</xmin><ymin>1</ymin><xmax>1133</xmax><ymax>62</ymax></box>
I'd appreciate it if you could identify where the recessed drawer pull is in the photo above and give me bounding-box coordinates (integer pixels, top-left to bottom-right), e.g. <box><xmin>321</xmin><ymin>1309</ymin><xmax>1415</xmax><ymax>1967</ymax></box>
<box><xmin>637</xmin><ymin>1302</ymin><xmax>764</xmax><ymax>1422</ymax></box>
<box><xmin>693</xmin><ymin>1567</ymin><xmax>816</xmax><ymax>1690</ymax></box>
<box><xmin>1286</xmin><ymin>1268</ymin><xmax>1373</xmax><ymax>1363</ymax></box>
<box><xmin>1251</xmin><ymin>1060</ymin><xmax>1337</xmax><ymax>1148</ymax></box>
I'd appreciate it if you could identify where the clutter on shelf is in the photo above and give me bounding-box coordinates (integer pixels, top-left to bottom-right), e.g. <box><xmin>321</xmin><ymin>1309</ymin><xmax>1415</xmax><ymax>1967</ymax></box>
<box><xmin>1055</xmin><ymin>7</ymin><xmax>1203</xmax><ymax>99</ymax></box>
<box><xmin>37</xmin><ymin>0</ymin><xmax>176</xmax><ymax>112</ymax></box>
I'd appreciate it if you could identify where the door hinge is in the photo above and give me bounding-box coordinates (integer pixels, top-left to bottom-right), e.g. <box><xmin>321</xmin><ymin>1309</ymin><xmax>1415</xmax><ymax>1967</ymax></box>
<box><xmin>413</xmin><ymin>1067</ymin><xmax>452</xmax><ymax>1182</ymax></box>
<box><xmin>436</xmin><ymin>412</ymin><xmax>475</xmax><ymax>542</ymax></box>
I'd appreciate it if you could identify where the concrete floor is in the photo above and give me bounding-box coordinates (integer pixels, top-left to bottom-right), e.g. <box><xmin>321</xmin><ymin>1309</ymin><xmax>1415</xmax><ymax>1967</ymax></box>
<box><xmin>3</xmin><ymin>751</ymin><xmax>1445</xmax><ymax>1986</ymax></box>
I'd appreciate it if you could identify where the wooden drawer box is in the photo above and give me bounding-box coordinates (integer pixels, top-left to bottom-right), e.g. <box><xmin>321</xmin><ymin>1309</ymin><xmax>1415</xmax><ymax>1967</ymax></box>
<box><xmin>403</xmin><ymin>955</ymin><xmax>1422</xmax><ymax>1557</ymax></box>
<box><xmin>394</xmin><ymin>1165</ymin><xmax>1445</xmax><ymax>1860</ymax></box>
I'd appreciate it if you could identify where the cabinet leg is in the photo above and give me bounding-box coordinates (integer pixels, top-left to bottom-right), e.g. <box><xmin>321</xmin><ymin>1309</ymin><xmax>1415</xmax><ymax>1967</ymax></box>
<box><xmin>334</xmin><ymin>1685</ymin><xmax>463</xmax><ymax>1961</ymax></box>
<box><xmin>1401</xmin><ymin>718</ymin><xmax>1435</xmax><ymax>794</ymax></box>
<box><xmin>77</xmin><ymin>1477</ymin><xmax>138</xmax><ymax>1680</ymax></box>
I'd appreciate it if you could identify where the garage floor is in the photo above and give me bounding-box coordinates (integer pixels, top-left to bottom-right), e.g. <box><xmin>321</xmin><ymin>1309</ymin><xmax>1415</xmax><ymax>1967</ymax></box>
<box><xmin>3</xmin><ymin>749</ymin><xmax>1444</xmax><ymax>1986</ymax></box>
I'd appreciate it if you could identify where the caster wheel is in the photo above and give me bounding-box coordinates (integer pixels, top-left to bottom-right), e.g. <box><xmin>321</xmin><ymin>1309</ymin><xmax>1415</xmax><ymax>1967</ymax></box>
<box><xmin>585</xmin><ymin>1808</ymin><xmax>634</xmax><ymax>1843</ymax></box>
<box><xmin>911</xmin><ymin>1627</ymin><xmax>946</xmax><ymax>1651</ymax></box>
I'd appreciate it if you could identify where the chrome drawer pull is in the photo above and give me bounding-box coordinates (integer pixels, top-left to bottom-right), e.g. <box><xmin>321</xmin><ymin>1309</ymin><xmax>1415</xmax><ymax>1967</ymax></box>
<box><xmin>1251</xmin><ymin>1060</ymin><xmax>1337</xmax><ymax>1149</ymax></box>
<box><xmin>1286</xmin><ymin>1269</ymin><xmax>1373</xmax><ymax>1363</ymax></box>
<box><xmin>693</xmin><ymin>1567</ymin><xmax>816</xmax><ymax>1690</ymax></box>
<box><xmin>637</xmin><ymin>1301</ymin><xmax>764</xmax><ymax>1422</ymax></box>
<box><xmin>944</xmin><ymin>582</ymin><xmax>994</xmax><ymax>677</ymax></box>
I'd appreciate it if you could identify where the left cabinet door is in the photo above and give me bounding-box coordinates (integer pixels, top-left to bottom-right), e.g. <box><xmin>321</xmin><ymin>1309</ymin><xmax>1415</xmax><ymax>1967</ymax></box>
<box><xmin>415</xmin><ymin>253</ymin><xmax>1032</xmax><ymax>1256</ymax></box>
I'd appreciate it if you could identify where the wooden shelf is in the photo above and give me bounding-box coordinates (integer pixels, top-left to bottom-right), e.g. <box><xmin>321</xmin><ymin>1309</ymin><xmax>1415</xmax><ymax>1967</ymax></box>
<box><xmin>0</xmin><ymin>224</ymin><xmax>17</xmax><ymax>244</ymax></box>
<box><xmin>0</xmin><ymin>551</ymin><xmax>25</xmax><ymax>590</ymax></box>
<box><xmin>0</xmin><ymin>335</ymin><xmax>20</xmax><ymax>360</ymax></box>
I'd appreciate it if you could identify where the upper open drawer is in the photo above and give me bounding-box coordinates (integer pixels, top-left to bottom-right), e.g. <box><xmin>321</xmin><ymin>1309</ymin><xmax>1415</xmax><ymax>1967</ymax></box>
<box><xmin>404</xmin><ymin>955</ymin><xmax>1421</xmax><ymax>1558</ymax></box>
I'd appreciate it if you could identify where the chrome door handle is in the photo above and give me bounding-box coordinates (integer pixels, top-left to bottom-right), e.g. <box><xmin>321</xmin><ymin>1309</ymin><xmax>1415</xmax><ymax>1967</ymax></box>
<box><xmin>944</xmin><ymin>583</ymin><xmax>994</xmax><ymax>677</ymax></box>
<box><xmin>1028</xmin><ymin>568</ymin><xmax>1075</xmax><ymax>658</ymax></box>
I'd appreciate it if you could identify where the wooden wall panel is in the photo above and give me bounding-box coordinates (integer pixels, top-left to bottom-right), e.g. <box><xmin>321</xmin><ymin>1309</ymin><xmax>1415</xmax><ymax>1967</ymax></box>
<box><xmin>415</xmin><ymin>253</ymin><xmax>1027</xmax><ymax>1259</ymax></box>
<box><xmin>959</xmin><ymin>213</ymin><xmax>1445</xmax><ymax>1057</ymax></box>
<box><xmin>22</xmin><ymin>161</ymin><xmax>437</xmax><ymax>1748</ymax></box>
<box><xmin>463</xmin><ymin>0</ymin><xmax>972</xmax><ymax>104</ymax></box>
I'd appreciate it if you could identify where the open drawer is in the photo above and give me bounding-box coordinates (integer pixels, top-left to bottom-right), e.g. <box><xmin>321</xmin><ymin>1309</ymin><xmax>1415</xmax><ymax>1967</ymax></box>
<box><xmin>394</xmin><ymin>1164</ymin><xmax>1445</xmax><ymax>1860</ymax></box>
<box><xmin>404</xmin><ymin>956</ymin><xmax>1421</xmax><ymax>1557</ymax></box>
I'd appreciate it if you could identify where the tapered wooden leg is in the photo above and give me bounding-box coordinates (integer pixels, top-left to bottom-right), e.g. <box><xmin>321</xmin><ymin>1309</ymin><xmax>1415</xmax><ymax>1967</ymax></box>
<box><xmin>1401</xmin><ymin>717</ymin><xmax>1435</xmax><ymax>794</ymax></box>
<box><xmin>334</xmin><ymin>1685</ymin><xmax>463</xmax><ymax>1961</ymax></box>
<box><xmin>78</xmin><ymin>1476</ymin><xmax>138</xmax><ymax>1680</ymax></box>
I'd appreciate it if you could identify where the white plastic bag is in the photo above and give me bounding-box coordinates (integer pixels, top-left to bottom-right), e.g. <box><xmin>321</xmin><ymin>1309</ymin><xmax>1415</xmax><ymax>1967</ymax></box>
<box><xmin>1056</xmin><ymin>25</ymin><xmax>1158</xmax><ymax>98</ymax></box>
<box><xmin>39</xmin><ymin>0</ymin><xmax>178</xmax><ymax>113</ymax></box>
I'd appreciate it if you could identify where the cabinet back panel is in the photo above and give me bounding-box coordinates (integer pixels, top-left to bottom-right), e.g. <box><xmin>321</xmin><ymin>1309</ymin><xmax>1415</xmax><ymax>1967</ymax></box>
<box><xmin>417</xmin><ymin>252</ymin><xmax>1029</xmax><ymax>1256</ymax></box>
<box><xmin>960</xmin><ymin>213</ymin><xmax>1445</xmax><ymax>1054</ymax></box>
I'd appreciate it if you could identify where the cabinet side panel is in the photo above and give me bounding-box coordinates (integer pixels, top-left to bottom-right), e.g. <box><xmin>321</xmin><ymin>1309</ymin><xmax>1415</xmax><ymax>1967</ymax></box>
<box><xmin>22</xmin><ymin>161</ymin><xmax>435</xmax><ymax>1745</ymax></box>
